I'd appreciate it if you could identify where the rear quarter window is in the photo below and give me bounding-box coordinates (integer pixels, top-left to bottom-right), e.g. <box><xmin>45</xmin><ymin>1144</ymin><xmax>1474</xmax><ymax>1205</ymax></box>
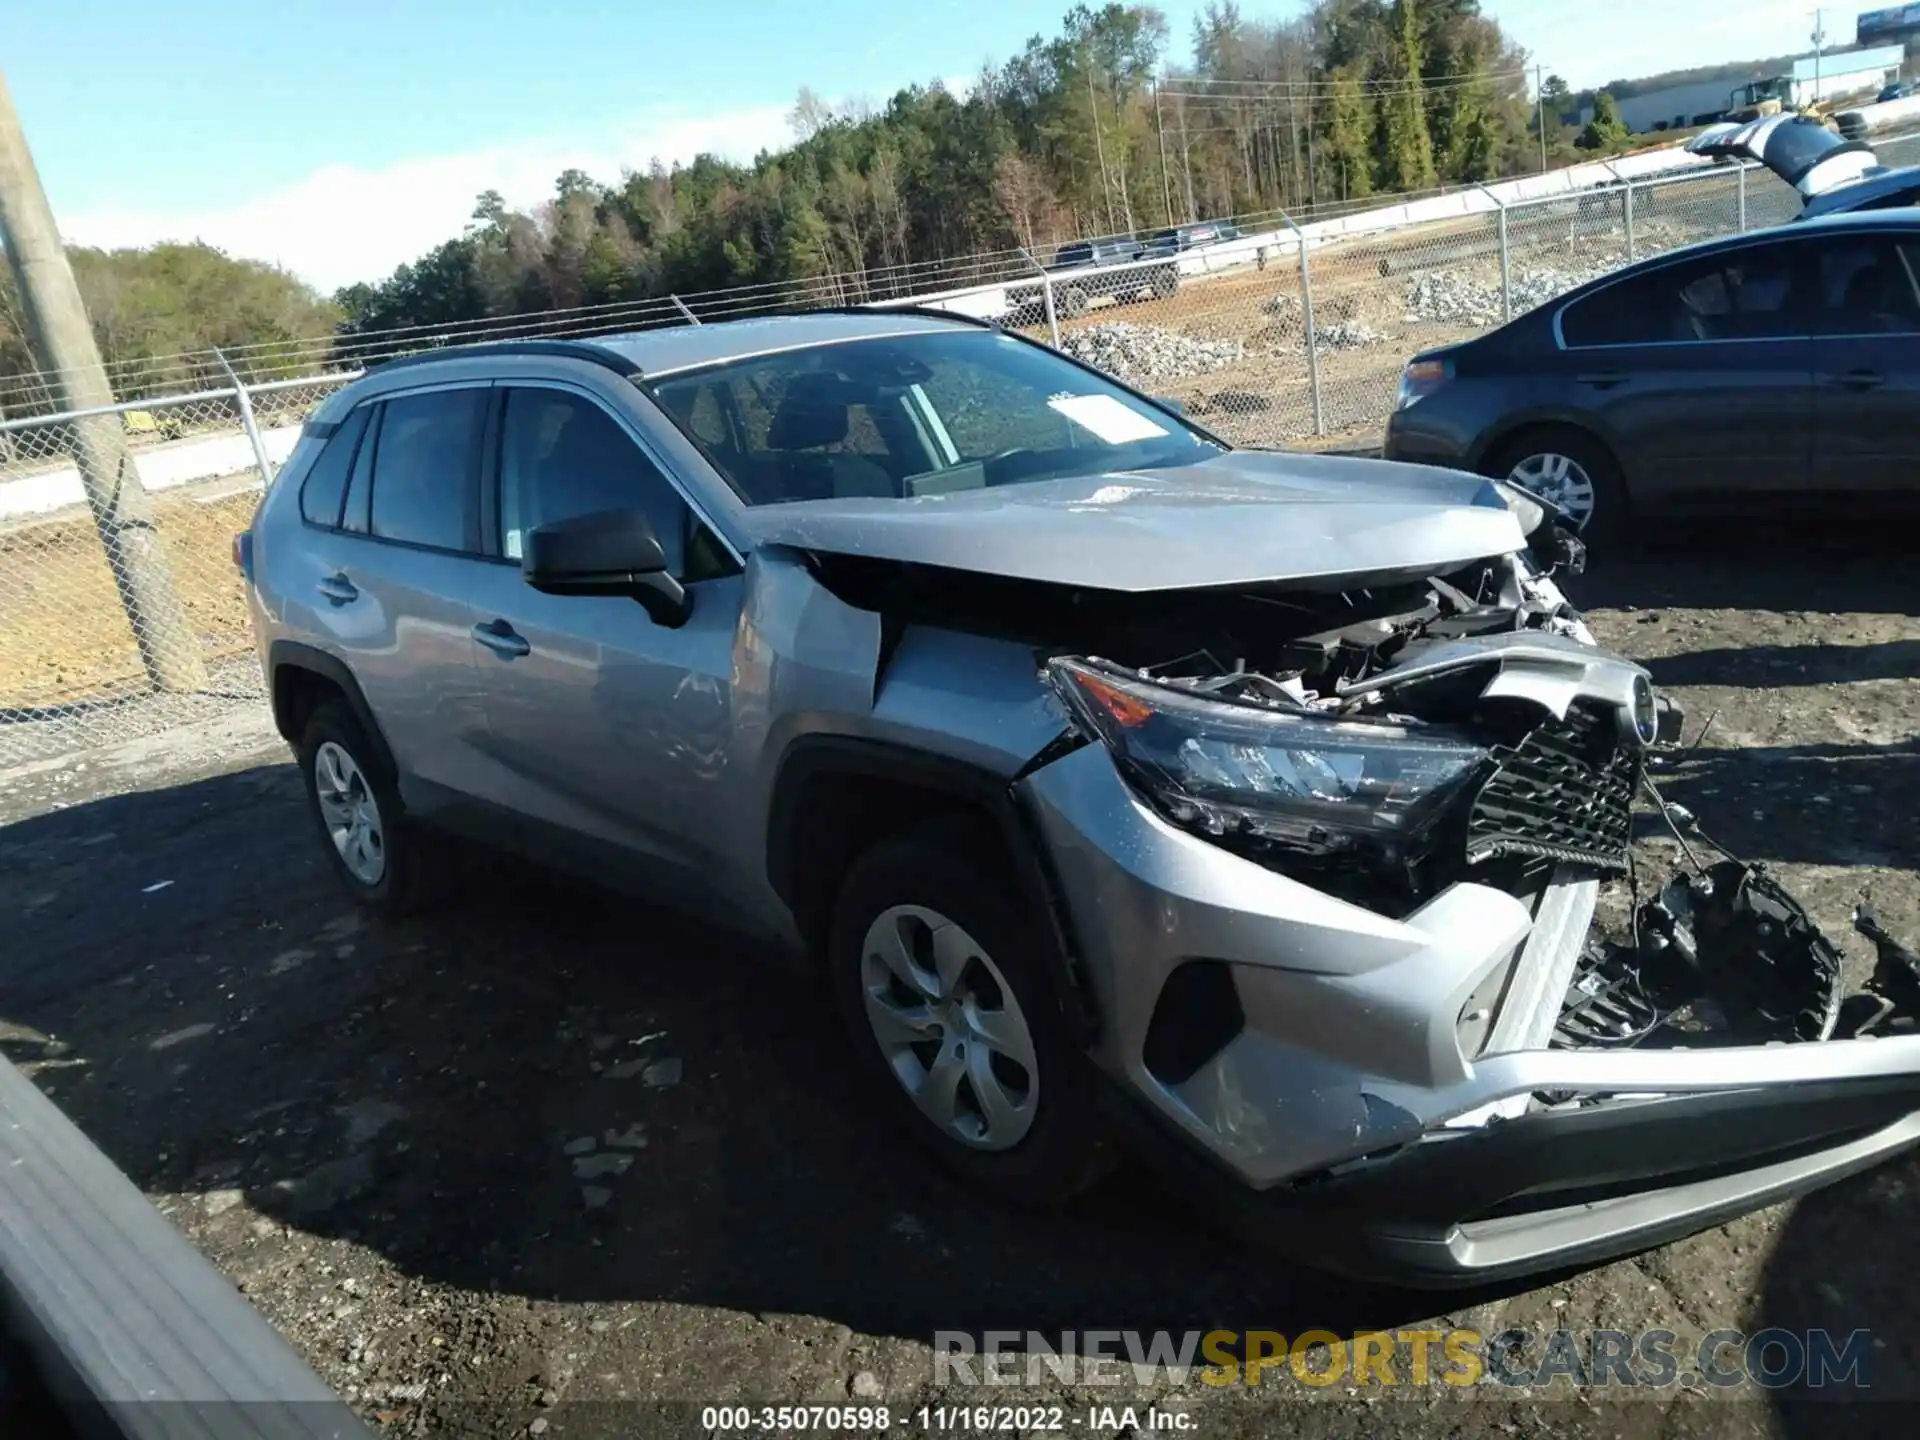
<box><xmin>297</xmin><ymin>405</ymin><xmax>371</xmax><ymax>528</ymax></box>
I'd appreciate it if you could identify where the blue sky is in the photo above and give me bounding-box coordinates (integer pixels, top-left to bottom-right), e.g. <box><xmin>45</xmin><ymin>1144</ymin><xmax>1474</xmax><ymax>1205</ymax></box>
<box><xmin>2</xmin><ymin>0</ymin><xmax>1834</xmax><ymax>291</ymax></box>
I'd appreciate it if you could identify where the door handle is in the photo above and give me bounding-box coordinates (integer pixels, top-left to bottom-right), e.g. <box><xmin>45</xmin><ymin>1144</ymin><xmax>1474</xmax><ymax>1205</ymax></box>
<box><xmin>1834</xmin><ymin>369</ymin><xmax>1886</xmax><ymax>390</ymax></box>
<box><xmin>316</xmin><ymin>572</ymin><xmax>359</xmax><ymax>605</ymax></box>
<box><xmin>471</xmin><ymin>619</ymin><xmax>530</xmax><ymax>659</ymax></box>
<box><xmin>1575</xmin><ymin>370</ymin><xmax>1629</xmax><ymax>389</ymax></box>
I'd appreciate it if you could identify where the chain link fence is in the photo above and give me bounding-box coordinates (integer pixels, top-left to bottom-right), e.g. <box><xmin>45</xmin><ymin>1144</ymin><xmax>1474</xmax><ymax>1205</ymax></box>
<box><xmin>0</xmin><ymin>374</ymin><xmax>356</xmax><ymax>767</ymax></box>
<box><xmin>0</xmin><ymin>143</ymin><xmax>1890</xmax><ymax>769</ymax></box>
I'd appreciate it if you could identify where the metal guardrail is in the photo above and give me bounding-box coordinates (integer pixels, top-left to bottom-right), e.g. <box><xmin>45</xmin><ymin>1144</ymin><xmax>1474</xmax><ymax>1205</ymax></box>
<box><xmin>0</xmin><ymin>1054</ymin><xmax>373</xmax><ymax>1440</ymax></box>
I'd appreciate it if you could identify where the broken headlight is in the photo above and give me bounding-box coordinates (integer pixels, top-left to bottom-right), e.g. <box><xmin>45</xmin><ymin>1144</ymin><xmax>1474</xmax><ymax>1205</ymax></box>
<box><xmin>1047</xmin><ymin>659</ymin><xmax>1488</xmax><ymax>859</ymax></box>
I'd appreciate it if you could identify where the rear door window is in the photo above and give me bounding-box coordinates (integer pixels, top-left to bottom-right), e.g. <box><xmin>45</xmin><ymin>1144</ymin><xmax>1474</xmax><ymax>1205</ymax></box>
<box><xmin>366</xmin><ymin>388</ymin><xmax>486</xmax><ymax>551</ymax></box>
<box><xmin>1560</xmin><ymin>242</ymin><xmax>1805</xmax><ymax>346</ymax></box>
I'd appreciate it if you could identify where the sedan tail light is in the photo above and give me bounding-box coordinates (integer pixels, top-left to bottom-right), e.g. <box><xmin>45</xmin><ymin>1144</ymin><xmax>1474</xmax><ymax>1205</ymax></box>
<box><xmin>232</xmin><ymin>530</ymin><xmax>253</xmax><ymax>581</ymax></box>
<box><xmin>1394</xmin><ymin>358</ymin><xmax>1453</xmax><ymax>410</ymax></box>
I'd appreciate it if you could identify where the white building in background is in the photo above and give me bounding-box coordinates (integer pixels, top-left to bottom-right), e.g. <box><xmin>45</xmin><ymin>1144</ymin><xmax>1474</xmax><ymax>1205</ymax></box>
<box><xmin>1591</xmin><ymin>79</ymin><xmax>1752</xmax><ymax>133</ymax></box>
<box><xmin>1576</xmin><ymin>44</ymin><xmax>1908</xmax><ymax>134</ymax></box>
<box><xmin>1788</xmin><ymin>44</ymin><xmax>1907</xmax><ymax>105</ymax></box>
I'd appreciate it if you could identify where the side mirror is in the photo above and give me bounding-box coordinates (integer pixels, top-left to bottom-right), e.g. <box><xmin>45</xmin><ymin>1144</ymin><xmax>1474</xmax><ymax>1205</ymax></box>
<box><xmin>1153</xmin><ymin>395</ymin><xmax>1186</xmax><ymax>415</ymax></box>
<box><xmin>522</xmin><ymin>508</ymin><xmax>691</xmax><ymax>628</ymax></box>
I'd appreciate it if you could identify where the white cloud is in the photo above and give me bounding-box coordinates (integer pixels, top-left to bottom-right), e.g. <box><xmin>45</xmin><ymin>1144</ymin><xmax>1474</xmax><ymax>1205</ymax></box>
<box><xmin>59</xmin><ymin>103</ymin><xmax>793</xmax><ymax>295</ymax></box>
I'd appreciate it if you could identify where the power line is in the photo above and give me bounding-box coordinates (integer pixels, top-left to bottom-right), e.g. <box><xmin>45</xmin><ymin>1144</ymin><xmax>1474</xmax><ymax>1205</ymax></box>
<box><xmin>1168</xmin><ymin>66</ymin><xmax>1533</xmax><ymax>91</ymax></box>
<box><xmin>1160</xmin><ymin>71</ymin><xmax>1532</xmax><ymax>103</ymax></box>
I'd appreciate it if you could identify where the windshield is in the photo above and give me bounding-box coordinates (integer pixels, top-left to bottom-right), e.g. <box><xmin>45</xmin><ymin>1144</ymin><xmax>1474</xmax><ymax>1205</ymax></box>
<box><xmin>644</xmin><ymin>328</ymin><xmax>1225</xmax><ymax>507</ymax></box>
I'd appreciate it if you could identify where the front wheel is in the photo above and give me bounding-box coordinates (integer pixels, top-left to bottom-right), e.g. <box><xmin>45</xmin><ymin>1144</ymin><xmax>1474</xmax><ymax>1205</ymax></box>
<box><xmin>1486</xmin><ymin>427</ymin><xmax>1628</xmax><ymax>547</ymax></box>
<box><xmin>828</xmin><ymin>817</ymin><xmax>1110</xmax><ymax>1206</ymax></box>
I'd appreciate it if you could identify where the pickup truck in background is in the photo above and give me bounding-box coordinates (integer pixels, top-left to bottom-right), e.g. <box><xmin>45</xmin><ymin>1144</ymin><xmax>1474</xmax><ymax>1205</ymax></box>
<box><xmin>1005</xmin><ymin>234</ymin><xmax>1181</xmax><ymax>322</ymax></box>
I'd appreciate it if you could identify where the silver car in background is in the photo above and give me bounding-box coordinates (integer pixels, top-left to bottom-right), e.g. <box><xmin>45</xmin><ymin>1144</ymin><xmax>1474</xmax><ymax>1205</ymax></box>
<box><xmin>240</xmin><ymin>310</ymin><xmax>1920</xmax><ymax>1285</ymax></box>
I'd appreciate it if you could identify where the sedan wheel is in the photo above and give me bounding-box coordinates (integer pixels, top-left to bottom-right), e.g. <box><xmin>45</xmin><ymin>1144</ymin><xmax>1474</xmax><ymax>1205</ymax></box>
<box><xmin>859</xmin><ymin>903</ymin><xmax>1038</xmax><ymax>1151</ymax></box>
<box><xmin>1507</xmin><ymin>451</ymin><xmax>1597</xmax><ymax>530</ymax></box>
<box><xmin>313</xmin><ymin>739</ymin><xmax>385</xmax><ymax>885</ymax></box>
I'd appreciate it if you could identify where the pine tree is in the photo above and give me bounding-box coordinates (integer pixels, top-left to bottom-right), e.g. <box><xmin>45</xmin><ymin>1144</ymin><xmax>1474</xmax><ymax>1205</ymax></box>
<box><xmin>1324</xmin><ymin>66</ymin><xmax>1376</xmax><ymax>201</ymax></box>
<box><xmin>1378</xmin><ymin>0</ymin><xmax>1437</xmax><ymax>192</ymax></box>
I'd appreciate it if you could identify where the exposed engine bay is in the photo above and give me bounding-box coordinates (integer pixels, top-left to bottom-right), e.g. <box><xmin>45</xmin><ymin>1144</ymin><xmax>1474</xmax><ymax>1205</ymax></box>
<box><xmin>811</xmin><ymin>496</ymin><xmax>1920</xmax><ymax>1064</ymax></box>
<box><xmin>1003</xmin><ymin>550</ymin><xmax>1915</xmax><ymax>1061</ymax></box>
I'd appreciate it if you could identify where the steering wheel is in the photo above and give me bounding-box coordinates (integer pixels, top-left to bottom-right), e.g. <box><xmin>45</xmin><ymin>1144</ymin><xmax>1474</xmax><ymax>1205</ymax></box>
<box><xmin>980</xmin><ymin>446</ymin><xmax>1041</xmax><ymax>482</ymax></box>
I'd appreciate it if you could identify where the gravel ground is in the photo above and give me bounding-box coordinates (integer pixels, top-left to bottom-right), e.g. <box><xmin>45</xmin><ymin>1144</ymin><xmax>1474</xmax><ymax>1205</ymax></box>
<box><xmin>4</xmin><ymin>518</ymin><xmax>1920</xmax><ymax>1438</ymax></box>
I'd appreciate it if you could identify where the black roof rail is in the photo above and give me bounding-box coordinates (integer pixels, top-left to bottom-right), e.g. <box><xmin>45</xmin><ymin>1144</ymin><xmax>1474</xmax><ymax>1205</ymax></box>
<box><xmin>363</xmin><ymin>337</ymin><xmax>644</xmax><ymax>377</ymax></box>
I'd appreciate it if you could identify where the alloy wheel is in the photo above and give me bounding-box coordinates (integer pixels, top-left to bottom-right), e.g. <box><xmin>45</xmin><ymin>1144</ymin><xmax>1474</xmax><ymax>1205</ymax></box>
<box><xmin>1507</xmin><ymin>451</ymin><xmax>1597</xmax><ymax>530</ymax></box>
<box><xmin>859</xmin><ymin>904</ymin><xmax>1039</xmax><ymax>1151</ymax></box>
<box><xmin>313</xmin><ymin>740</ymin><xmax>386</xmax><ymax>885</ymax></box>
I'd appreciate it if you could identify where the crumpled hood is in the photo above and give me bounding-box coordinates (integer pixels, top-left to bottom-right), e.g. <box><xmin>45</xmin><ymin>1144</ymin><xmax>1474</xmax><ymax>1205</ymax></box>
<box><xmin>738</xmin><ymin>450</ymin><xmax>1528</xmax><ymax>592</ymax></box>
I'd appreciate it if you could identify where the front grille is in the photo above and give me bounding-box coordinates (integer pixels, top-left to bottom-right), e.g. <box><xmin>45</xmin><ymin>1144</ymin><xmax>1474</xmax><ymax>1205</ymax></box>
<box><xmin>1465</xmin><ymin>702</ymin><xmax>1637</xmax><ymax>871</ymax></box>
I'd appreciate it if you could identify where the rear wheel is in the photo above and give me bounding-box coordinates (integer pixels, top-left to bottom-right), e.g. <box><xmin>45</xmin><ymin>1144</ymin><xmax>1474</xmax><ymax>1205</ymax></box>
<box><xmin>1151</xmin><ymin>266</ymin><xmax>1179</xmax><ymax>300</ymax></box>
<box><xmin>1058</xmin><ymin>285</ymin><xmax>1090</xmax><ymax>319</ymax></box>
<box><xmin>1486</xmin><ymin>427</ymin><xmax>1627</xmax><ymax>546</ymax></box>
<box><xmin>297</xmin><ymin>700</ymin><xmax>444</xmax><ymax>915</ymax></box>
<box><xmin>828</xmin><ymin>816</ymin><xmax>1109</xmax><ymax>1206</ymax></box>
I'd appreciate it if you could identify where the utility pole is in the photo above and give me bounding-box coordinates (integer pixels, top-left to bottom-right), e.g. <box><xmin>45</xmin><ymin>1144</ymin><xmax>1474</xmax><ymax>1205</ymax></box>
<box><xmin>1812</xmin><ymin>11</ymin><xmax>1828</xmax><ymax>108</ymax></box>
<box><xmin>0</xmin><ymin>68</ymin><xmax>205</xmax><ymax>691</ymax></box>
<box><xmin>1176</xmin><ymin>92</ymin><xmax>1196</xmax><ymax>221</ymax></box>
<box><xmin>1154</xmin><ymin>80</ymin><xmax>1174</xmax><ymax>226</ymax></box>
<box><xmin>1086</xmin><ymin>65</ymin><xmax>1118</xmax><ymax>234</ymax></box>
<box><xmin>1537</xmin><ymin>65</ymin><xmax>1549</xmax><ymax>173</ymax></box>
<box><xmin>1285</xmin><ymin>62</ymin><xmax>1300</xmax><ymax>207</ymax></box>
<box><xmin>1305</xmin><ymin>90</ymin><xmax>1318</xmax><ymax>215</ymax></box>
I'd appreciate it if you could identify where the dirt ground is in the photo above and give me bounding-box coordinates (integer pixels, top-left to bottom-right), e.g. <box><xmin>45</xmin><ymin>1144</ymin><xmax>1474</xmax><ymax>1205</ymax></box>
<box><xmin>4</xmin><ymin>514</ymin><xmax>1920</xmax><ymax>1437</ymax></box>
<box><xmin>0</xmin><ymin>482</ymin><xmax>260</xmax><ymax>711</ymax></box>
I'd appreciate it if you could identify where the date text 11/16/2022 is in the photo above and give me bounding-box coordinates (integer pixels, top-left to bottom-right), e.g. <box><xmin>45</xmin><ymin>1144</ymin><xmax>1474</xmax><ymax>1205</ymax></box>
<box><xmin>700</xmin><ymin>1405</ymin><xmax>1194</xmax><ymax>1432</ymax></box>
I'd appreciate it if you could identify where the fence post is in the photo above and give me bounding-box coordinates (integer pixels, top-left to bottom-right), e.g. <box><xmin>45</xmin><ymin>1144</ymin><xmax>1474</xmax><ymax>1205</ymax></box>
<box><xmin>1624</xmin><ymin>177</ymin><xmax>1636</xmax><ymax>262</ymax></box>
<box><xmin>213</xmin><ymin>348</ymin><xmax>277</xmax><ymax>487</ymax></box>
<box><xmin>1478</xmin><ymin>186</ymin><xmax>1512</xmax><ymax>324</ymax></box>
<box><xmin>1282</xmin><ymin>212</ymin><xmax>1323</xmax><ymax>437</ymax></box>
<box><xmin>1737</xmin><ymin>164</ymin><xmax>1748</xmax><ymax>233</ymax></box>
<box><xmin>1020</xmin><ymin>248</ymin><xmax>1060</xmax><ymax>348</ymax></box>
<box><xmin>1</xmin><ymin>72</ymin><xmax>207</xmax><ymax>693</ymax></box>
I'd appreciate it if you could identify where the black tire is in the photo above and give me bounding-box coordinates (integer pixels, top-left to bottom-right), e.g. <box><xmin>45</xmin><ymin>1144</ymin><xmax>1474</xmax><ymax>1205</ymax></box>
<box><xmin>1484</xmin><ymin>426</ymin><xmax>1629</xmax><ymax>548</ymax></box>
<box><xmin>1151</xmin><ymin>266</ymin><xmax>1179</xmax><ymax>300</ymax></box>
<box><xmin>1058</xmin><ymin>285</ymin><xmax>1090</xmax><ymax>319</ymax></box>
<box><xmin>828</xmin><ymin>815</ymin><xmax>1110</xmax><ymax>1207</ymax></box>
<box><xmin>296</xmin><ymin>700</ymin><xmax>444</xmax><ymax>915</ymax></box>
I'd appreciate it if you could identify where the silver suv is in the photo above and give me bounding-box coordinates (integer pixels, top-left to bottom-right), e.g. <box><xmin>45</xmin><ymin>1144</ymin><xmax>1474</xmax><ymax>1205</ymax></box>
<box><xmin>243</xmin><ymin>311</ymin><xmax>1920</xmax><ymax>1285</ymax></box>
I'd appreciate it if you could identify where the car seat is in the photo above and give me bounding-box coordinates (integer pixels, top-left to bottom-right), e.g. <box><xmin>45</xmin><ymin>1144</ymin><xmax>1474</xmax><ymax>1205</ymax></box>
<box><xmin>762</xmin><ymin>374</ymin><xmax>897</xmax><ymax>501</ymax></box>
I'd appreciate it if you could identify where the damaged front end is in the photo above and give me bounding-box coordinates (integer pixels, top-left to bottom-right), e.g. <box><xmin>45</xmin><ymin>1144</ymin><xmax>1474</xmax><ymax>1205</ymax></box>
<box><xmin>1014</xmin><ymin>556</ymin><xmax>1920</xmax><ymax>1283</ymax></box>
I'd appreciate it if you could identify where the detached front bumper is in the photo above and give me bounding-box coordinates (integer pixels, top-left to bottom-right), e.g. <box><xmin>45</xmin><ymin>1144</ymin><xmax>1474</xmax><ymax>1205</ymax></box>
<box><xmin>1018</xmin><ymin>743</ymin><xmax>1920</xmax><ymax>1285</ymax></box>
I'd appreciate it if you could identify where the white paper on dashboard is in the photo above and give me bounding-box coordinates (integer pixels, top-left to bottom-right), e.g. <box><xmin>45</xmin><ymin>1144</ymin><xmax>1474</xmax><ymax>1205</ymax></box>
<box><xmin>1046</xmin><ymin>394</ymin><xmax>1169</xmax><ymax>444</ymax></box>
